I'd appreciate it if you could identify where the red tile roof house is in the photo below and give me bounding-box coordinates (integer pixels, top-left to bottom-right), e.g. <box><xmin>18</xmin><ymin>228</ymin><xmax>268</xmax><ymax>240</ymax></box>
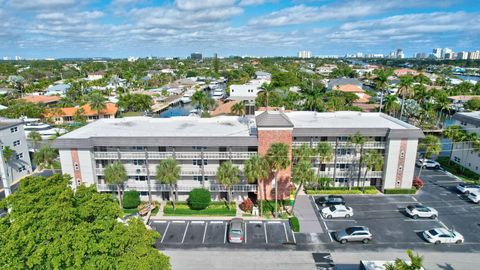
<box><xmin>44</xmin><ymin>103</ymin><xmax>118</xmax><ymax>125</ymax></box>
<box><xmin>394</xmin><ymin>68</ymin><xmax>419</xmax><ymax>77</ymax></box>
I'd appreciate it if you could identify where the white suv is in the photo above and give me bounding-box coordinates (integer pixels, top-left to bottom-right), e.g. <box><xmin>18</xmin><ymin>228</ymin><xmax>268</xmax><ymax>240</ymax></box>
<box><xmin>456</xmin><ymin>183</ymin><xmax>480</xmax><ymax>195</ymax></box>
<box><xmin>405</xmin><ymin>205</ymin><xmax>438</xmax><ymax>219</ymax></box>
<box><xmin>415</xmin><ymin>159</ymin><xmax>441</xmax><ymax>169</ymax></box>
<box><xmin>467</xmin><ymin>190</ymin><xmax>480</xmax><ymax>204</ymax></box>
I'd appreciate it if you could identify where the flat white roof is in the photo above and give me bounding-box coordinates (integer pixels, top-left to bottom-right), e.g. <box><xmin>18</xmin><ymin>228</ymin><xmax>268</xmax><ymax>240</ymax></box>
<box><xmin>60</xmin><ymin>116</ymin><xmax>254</xmax><ymax>139</ymax></box>
<box><xmin>285</xmin><ymin>111</ymin><xmax>418</xmax><ymax>130</ymax></box>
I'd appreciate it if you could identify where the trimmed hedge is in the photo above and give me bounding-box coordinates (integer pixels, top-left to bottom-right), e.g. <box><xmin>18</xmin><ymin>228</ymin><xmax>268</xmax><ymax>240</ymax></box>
<box><xmin>122</xmin><ymin>191</ymin><xmax>141</xmax><ymax>209</ymax></box>
<box><xmin>306</xmin><ymin>186</ymin><xmax>379</xmax><ymax>195</ymax></box>
<box><xmin>437</xmin><ymin>157</ymin><xmax>480</xmax><ymax>183</ymax></box>
<box><xmin>384</xmin><ymin>188</ymin><xmax>417</xmax><ymax>194</ymax></box>
<box><xmin>289</xmin><ymin>217</ymin><xmax>300</xmax><ymax>232</ymax></box>
<box><xmin>187</xmin><ymin>188</ymin><xmax>211</xmax><ymax>210</ymax></box>
<box><xmin>164</xmin><ymin>202</ymin><xmax>235</xmax><ymax>216</ymax></box>
<box><xmin>260</xmin><ymin>200</ymin><xmax>291</xmax><ymax>217</ymax></box>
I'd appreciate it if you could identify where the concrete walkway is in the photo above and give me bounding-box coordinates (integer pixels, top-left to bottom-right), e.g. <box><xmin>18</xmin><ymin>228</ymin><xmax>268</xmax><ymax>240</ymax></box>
<box><xmin>293</xmin><ymin>195</ymin><xmax>323</xmax><ymax>233</ymax></box>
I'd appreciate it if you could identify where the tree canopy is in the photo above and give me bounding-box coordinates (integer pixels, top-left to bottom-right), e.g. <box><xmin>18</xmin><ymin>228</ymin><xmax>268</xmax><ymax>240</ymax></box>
<box><xmin>0</xmin><ymin>174</ymin><xmax>170</xmax><ymax>270</ymax></box>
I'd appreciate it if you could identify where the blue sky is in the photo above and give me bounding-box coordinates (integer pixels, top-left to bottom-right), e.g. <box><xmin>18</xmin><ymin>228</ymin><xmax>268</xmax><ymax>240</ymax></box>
<box><xmin>1</xmin><ymin>0</ymin><xmax>479</xmax><ymax>58</ymax></box>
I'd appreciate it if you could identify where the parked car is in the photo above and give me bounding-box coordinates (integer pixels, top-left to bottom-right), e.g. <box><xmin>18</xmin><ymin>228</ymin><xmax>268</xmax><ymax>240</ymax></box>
<box><xmin>335</xmin><ymin>226</ymin><xmax>372</xmax><ymax>244</ymax></box>
<box><xmin>315</xmin><ymin>195</ymin><xmax>345</xmax><ymax>207</ymax></box>
<box><xmin>405</xmin><ymin>204</ymin><xmax>438</xmax><ymax>219</ymax></box>
<box><xmin>422</xmin><ymin>228</ymin><xmax>464</xmax><ymax>244</ymax></box>
<box><xmin>415</xmin><ymin>159</ymin><xmax>441</xmax><ymax>169</ymax></box>
<box><xmin>467</xmin><ymin>190</ymin><xmax>480</xmax><ymax>204</ymax></box>
<box><xmin>228</xmin><ymin>218</ymin><xmax>245</xmax><ymax>243</ymax></box>
<box><xmin>456</xmin><ymin>183</ymin><xmax>480</xmax><ymax>195</ymax></box>
<box><xmin>321</xmin><ymin>205</ymin><xmax>353</xmax><ymax>219</ymax></box>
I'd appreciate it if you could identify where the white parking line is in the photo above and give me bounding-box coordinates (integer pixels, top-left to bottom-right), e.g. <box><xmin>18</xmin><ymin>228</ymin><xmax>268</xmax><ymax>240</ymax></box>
<box><xmin>152</xmin><ymin>220</ymin><xmax>167</xmax><ymax>223</ymax></box>
<box><xmin>172</xmin><ymin>220</ymin><xmax>186</xmax><ymax>223</ymax></box>
<box><xmin>403</xmin><ymin>219</ymin><xmax>438</xmax><ymax>222</ymax></box>
<box><xmin>412</xmin><ymin>197</ymin><xmax>418</xmax><ymax>202</ymax></box>
<box><xmin>224</xmin><ymin>222</ymin><xmax>228</xmax><ymax>244</ymax></box>
<box><xmin>326</xmin><ymin>230</ymin><xmax>334</xmax><ymax>242</ymax></box>
<box><xmin>291</xmin><ymin>230</ymin><xmax>296</xmax><ymax>243</ymax></box>
<box><xmin>161</xmin><ymin>222</ymin><xmax>170</xmax><ymax>243</ymax></box>
<box><xmin>283</xmin><ymin>222</ymin><xmax>289</xmax><ymax>242</ymax></box>
<box><xmin>324</xmin><ymin>219</ymin><xmax>356</xmax><ymax>222</ymax></box>
<box><xmin>210</xmin><ymin>221</ymin><xmax>223</xmax><ymax>224</ymax></box>
<box><xmin>181</xmin><ymin>222</ymin><xmax>189</xmax><ymax>243</ymax></box>
<box><xmin>202</xmin><ymin>222</ymin><xmax>208</xmax><ymax>244</ymax></box>
<box><xmin>268</xmin><ymin>221</ymin><xmax>282</xmax><ymax>224</ymax></box>
<box><xmin>249</xmin><ymin>220</ymin><xmax>263</xmax><ymax>224</ymax></box>
<box><xmin>264</xmin><ymin>223</ymin><xmax>268</xmax><ymax>243</ymax></box>
<box><xmin>191</xmin><ymin>221</ymin><xmax>205</xmax><ymax>224</ymax></box>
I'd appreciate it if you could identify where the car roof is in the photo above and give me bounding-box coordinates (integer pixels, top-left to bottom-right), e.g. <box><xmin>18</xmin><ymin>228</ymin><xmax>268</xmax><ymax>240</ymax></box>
<box><xmin>410</xmin><ymin>204</ymin><xmax>428</xmax><ymax>209</ymax></box>
<box><xmin>332</xmin><ymin>205</ymin><xmax>348</xmax><ymax>210</ymax></box>
<box><xmin>348</xmin><ymin>226</ymin><xmax>369</xmax><ymax>231</ymax></box>
<box><xmin>327</xmin><ymin>195</ymin><xmax>344</xmax><ymax>199</ymax></box>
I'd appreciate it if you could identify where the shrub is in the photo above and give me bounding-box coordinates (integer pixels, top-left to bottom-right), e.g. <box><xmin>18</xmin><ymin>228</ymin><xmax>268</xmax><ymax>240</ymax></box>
<box><xmin>187</xmin><ymin>188</ymin><xmax>211</xmax><ymax>210</ymax></box>
<box><xmin>239</xmin><ymin>198</ymin><xmax>254</xmax><ymax>213</ymax></box>
<box><xmin>437</xmin><ymin>157</ymin><xmax>480</xmax><ymax>182</ymax></box>
<box><xmin>122</xmin><ymin>190</ymin><xmax>141</xmax><ymax>209</ymax></box>
<box><xmin>384</xmin><ymin>188</ymin><xmax>417</xmax><ymax>194</ymax></box>
<box><xmin>289</xmin><ymin>217</ymin><xmax>300</xmax><ymax>232</ymax></box>
<box><xmin>412</xmin><ymin>177</ymin><xmax>424</xmax><ymax>190</ymax></box>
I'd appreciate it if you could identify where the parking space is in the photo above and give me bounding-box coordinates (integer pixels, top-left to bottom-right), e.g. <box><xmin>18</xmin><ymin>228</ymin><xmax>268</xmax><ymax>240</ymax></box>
<box><xmin>151</xmin><ymin>219</ymin><xmax>295</xmax><ymax>249</ymax></box>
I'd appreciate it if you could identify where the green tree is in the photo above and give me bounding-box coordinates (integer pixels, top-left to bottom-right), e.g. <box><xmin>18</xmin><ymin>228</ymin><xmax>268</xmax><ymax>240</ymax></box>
<box><xmin>443</xmin><ymin>126</ymin><xmax>462</xmax><ymax>165</ymax></box>
<box><xmin>316</xmin><ymin>142</ymin><xmax>333</xmax><ymax>180</ymax></box>
<box><xmin>104</xmin><ymin>161</ymin><xmax>127</xmax><ymax>208</ymax></box>
<box><xmin>266</xmin><ymin>143</ymin><xmax>291</xmax><ymax>217</ymax></box>
<box><xmin>465</xmin><ymin>97</ymin><xmax>480</xmax><ymax>111</ymax></box>
<box><xmin>88</xmin><ymin>90</ymin><xmax>107</xmax><ymax>118</ymax></box>
<box><xmin>192</xmin><ymin>90</ymin><xmax>216</xmax><ymax>116</ymax></box>
<box><xmin>292</xmin><ymin>160</ymin><xmax>315</xmax><ymax>210</ymax></box>
<box><xmin>361</xmin><ymin>150</ymin><xmax>384</xmax><ymax>191</ymax></box>
<box><xmin>418</xmin><ymin>135</ymin><xmax>441</xmax><ymax>178</ymax></box>
<box><xmin>27</xmin><ymin>131</ymin><xmax>42</xmax><ymax>152</ymax></box>
<box><xmin>0</xmin><ymin>174</ymin><xmax>170</xmax><ymax>269</ymax></box>
<box><xmin>156</xmin><ymin>158</ymin><xmax>181</xmax><ymax>210</ymax></box>
<box><xmin>230</xmin><ymin>101</ymin><xmax>245</xmax><ymax>116</ymax></box>
<box><xmin>244</xmin><ymin>155</ymin><xmax>269</xmax><ymax>216</ymax></box>
<box><xmin>384</xmin><ymin>250</ymin><xmax>423</xmax><ymax>270</ymax></box>
<box><xmin>349</xmin><ymin>133</ymin><xmax>366</xmax><ymax>189</ymax></box>
<box><xmin>216</xmin><ymin>161</ymin><xmax>240</xmax><ymax>209</ymax></box>
<box><xmin>398</xmin><ymin>75</ymin><xmax>414</xmax><ymax>120</ymax></box>
<box><xmin>33</xmin><ymin>144</ymin><xmax>58</xmax><ymax>170</ymax></box>
<box><xmin>293</xmin><ymin>144</ymin><xmax>315</xmax><ymax>164</ymax></box>
<box><xmin>1</xmin><ymin>146</ymin><xmax>15</xmax><ymax>196</ymax></box>
<box><xmin>374</xmin><ymin>68</ymin><xmax>393</xmax><ymax>113</ymax></box>
<box><xmin>383</xmin><ymin>95</ymin><xmax>400</xmax><ymax>116</ymax></box>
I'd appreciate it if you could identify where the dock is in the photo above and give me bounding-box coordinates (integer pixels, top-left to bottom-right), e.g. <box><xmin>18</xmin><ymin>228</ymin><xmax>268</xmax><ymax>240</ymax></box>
<box><xmin>151</xmin><ymin>94</ymin><xmax>183</xmax><ymax>113</ymax></box>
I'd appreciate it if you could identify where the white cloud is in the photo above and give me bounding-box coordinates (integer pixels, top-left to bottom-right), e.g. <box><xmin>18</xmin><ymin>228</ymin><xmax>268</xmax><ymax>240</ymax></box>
<box><xmin>239</xmin><ymin>0</ymin><xmax>276</xmax><ymax>6</ymax></box>
<box><xmin>174</xmin><ymin>0</ymin><xmax>236</xmax><ymax>11</ymax></box>
<box><xmin>8</xmin><ymin>0</ymin><xmax>77</xmax><ymax>10</ymax></box>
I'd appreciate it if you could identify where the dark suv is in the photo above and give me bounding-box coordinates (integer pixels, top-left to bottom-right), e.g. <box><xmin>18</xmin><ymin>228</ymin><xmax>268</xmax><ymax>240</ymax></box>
<box><xmin>315</xmin><ymin>195</ymin><xmax>345</xmax><ymax>207</ymax></box>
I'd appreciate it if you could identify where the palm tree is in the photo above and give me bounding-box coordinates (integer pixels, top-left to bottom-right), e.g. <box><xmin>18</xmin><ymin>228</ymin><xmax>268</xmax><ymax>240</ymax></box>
<box><xmin>291</xmin><ymin>160</ymin><xmax>315</xmax><ymax>208</ymax></box>
<box><xmin>266</xmin><ymin>143</ymin><xmax>291</xmax><ymax>218</ymax></box>
<box><xmin>230</xmin><ymin>101</ymin><xmax>245</xmax><ymax>116</ymax></box>
<box><xmin>244</xmin><ymin>155</ymin><xmax>269</xmax><ymax>216</ymax></box>
<box><xmin>374</xmin><ymin>68</ymin><xmax>393</xmax><ymax>113</ymax></box>
<box><xmin>192</xmin><ymin>90</ymin><xmax>216</xmax><ymax>116</ymax></box>
<box><xmin>398</xmin><ymin>75</ymin><xmax>414</xmax><ymax>121</ymax></box>
<box><xmin>33</xmin><ymin>145</ymin><xmax>58</xmax><ymax>171</ymax></box>
<box><xmin>156</xmin><ymin>158</ymin><xmax>181</xmax><ymax>210</ymax></box>
<box><xmin>216</xmin><ymin>161</ymin><xmax>240</xmax><ymax>209</ymax></box>
<box><xmin>316</xmin><ymin>142</ymin><xmax>333</xmax><ymax>180</ymax></box>
<box><xmin>27</xmin><ymin>131</ymin><xmax>42</xmax><ymax>152</ymax></box>
<box><xmin>259</xmin><ymin>82</ymin><xmax>275</xmax><ymax>108</ymax></box>
<box><xmin>443</xmin><ymin>125</ymin><xmax>463</xmax><ymax>164</ymax></box>
<box><xmin>104</xmin><ymin>161</ymin><xmax>127</xmax><ymax>208</ymax></box>
<box><xmin>2</xmin><ymin>146</ymin><xmax>15</xmax><ymax>197</ymax></box>
<box><xmin>88</xmin><ymin>91</ymin><xmax>107</xmax><ymax>119</ymax></box>
<box><xmin>349</xmin><ymin>132</ymin><xmax>366</xmax><ymax>189</ymax></box>
<box><xmin>384</xmin><ymin>249</ymin><xmax>423</xmax><ymax>270</ymax></box>
<box><xmin>293</xmin><ymin>144</ymin><xmax>314</xmax><ymax>164</ymax></box>
<box><xmin>361</xmin><ymin>150</ymin><xmax>384</xmax><ymax>191</ymax></box>
<box><xmin>418</xmin><ymin>135</ymin><xmax>441</xmax><ymax>178</ymax></box>
<box><xmin>383</xmin><ymin>95</ymin><xmax>400</xmax><ymax>117</ymax></box>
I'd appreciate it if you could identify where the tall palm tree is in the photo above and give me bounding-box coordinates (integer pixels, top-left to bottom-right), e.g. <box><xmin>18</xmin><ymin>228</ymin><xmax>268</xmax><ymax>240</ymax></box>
<box><xmin>156</xmin><ymin>158</ymin><xmax>181</xmax><ymax>210</ymax></box>
<box><xmin>384</xmin><ymin>250</ymin><xmax>423</xmax><ymax>270</ymax></box>
<box><xmin>33</xmin><ymin>145</ymin><xmax>58</xmax><ymax>171</ymax></box>
<box><xmin>216</xmin><ymin>161</ymin><xmax>240</xmax><ymax>209</ymax></box>
<box><xmin>398</xmin><ymin>75</ymin><xmax>414</xmax><ymax>121</ymax></box>
<box><xmin>266</xmin><ymin>143</ymin><xmax>291</xmax><ymax>217</ymax></box>
<box><xmin>259</xmin><ymin>82</ymin><xmax>275</xmax><ymax>108</ymax></box>
<box><xmin>88</xmin><ymin>91</ymin><xmax>107</xmax><ymax>119</ymax></box>
<box><xmin>2</xmin><ymin>146</ymin><xmax>15</xmax><ymax>197</ymax></box>
<box><xmin>349</xmin><ymin>132</ymin><xmax>366</xmax><ymax>189</ymax></box>
<box><xmin>27</xmin><ymin>131</ymin><xmax>42</xmax><ymax>152</ymax></box>
<box><xmin>383</xmin><ymin>95</ymin><xmax>400</xmax><ymax>117</ymax></box>
<box><xmin>316</xmin><ymin>142</ymin><xmax>333</xmax><ymax>180</ymax></box>
<box><xmin>293</xmin><ymin>144</ymin><xmax>314</xmax><ymax>164</ymax></box>
<box><xmin>230</xmin><ymin>101</ymin><xmax>245</xmax><ymax>116</ymax></box>
<box><xmin>244</xmin><ymin>155</ymin><xmax>269</xmax><ymax>216</ymax></box>
<box><xmin>361</xmin><ymin>150</ymin><xmax>384</xmax><ymax>191</ymax></box>
<box><xmin>418</xmin><ymin>135</ymin><xmax>441</xmax><ymax>178</ymax></box>
<box><xmin>374</xmin><ymin>68</ymin><xmax>393</xmax><ymax>113</ymax></box>
<box><xmin>104</xmin><ymin>161</ymin><xmax>127</xmax><ymax>208</ymax></box>
<box><xmin>291</xmin><ymin>160</ymin><xmax>316</xmax><ymax>210</ymax></box>
<box><xmin>443</xmin><ymin>125</ymin><xmax>463</xmax><ymax>164</ymax></box>
<box><xmin>192</xmin><ymin>90</ymin><xmax>215</xmax><ymax>116</ymax></box>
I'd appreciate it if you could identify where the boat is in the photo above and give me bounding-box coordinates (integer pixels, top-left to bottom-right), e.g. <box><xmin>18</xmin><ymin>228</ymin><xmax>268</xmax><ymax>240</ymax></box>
<box><xmin>181</xmin><ymin>90</ymin><xmax>195</xmax><ymax>104</ymax></box>
<box><xmin>23</xmin><ymin>120</ymin><xmax>67</xmax><ymax>140</ymax></box>
<box><xmin>188</xmin><ymin>109</ymin><xmax>200</xmax><ymax>117</ymax></box>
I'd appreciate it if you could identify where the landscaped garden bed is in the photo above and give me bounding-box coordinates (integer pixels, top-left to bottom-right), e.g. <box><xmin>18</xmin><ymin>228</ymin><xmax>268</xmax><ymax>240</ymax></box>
<box><xmin>163</xmin><ymin>202</ymin><xmax>236</xmax><ymax>216</ymax></box>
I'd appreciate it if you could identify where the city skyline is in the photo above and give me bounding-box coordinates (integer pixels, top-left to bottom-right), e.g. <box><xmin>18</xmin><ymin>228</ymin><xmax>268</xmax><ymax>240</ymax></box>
<box><xmin>0</xmin><ymin>0</ymin><xmax>480</xmax><ymax>58</ymax></box>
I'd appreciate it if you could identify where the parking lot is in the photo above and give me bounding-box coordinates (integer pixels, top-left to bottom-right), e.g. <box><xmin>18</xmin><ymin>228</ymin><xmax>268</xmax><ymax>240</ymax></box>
<box><xmin>151</xmin><ymin>219</ymin><xmax>296</xmax><ymax>249</ymax></box>
<box><xmin>310</xmin><ymin>168</ymin><xmax>480</xmax><ymax>251</ymax></box>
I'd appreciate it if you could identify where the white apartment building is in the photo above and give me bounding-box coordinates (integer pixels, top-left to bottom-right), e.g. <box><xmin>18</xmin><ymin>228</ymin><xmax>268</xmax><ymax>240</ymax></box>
<box><xmin>0</xmin><ymin>118</ymin><xmax>33</xmax><ymax>197</ymax></box>
<box><xmin>468</xmin><ymin>51</ymin><xmax>480</xmax><ymax>60</ymax></box>
<box><xmin>297</xmin><ymin>51</ymin><xmax>312</xmax><ymax>59</ymax></box>
<box><xmin>54</xmin><ymin>111</ymin><xmax>423</xmax><ymax>201</ymax></box>
<box><xmin>450</xmin><ymin>112</ymin><xmax>480</xmax><ymax>174</ymax></box>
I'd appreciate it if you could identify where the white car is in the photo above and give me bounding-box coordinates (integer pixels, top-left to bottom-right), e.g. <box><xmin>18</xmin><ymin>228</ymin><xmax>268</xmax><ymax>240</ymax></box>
<box><xmin>416</xmin><ymin>159</ymin><xmax>441</xmax><ymax>169</ymax></box>
<box><xmin>405</xmin><ymin>205</ymin><xmax>438</xmax><ymax>219</ymax></box>
<box><xmin>456</xmin><ymin>183</ymin><xmax>480</xmax><ymax>195</ymax></box>
<box><xmin>422</xmin><ymin>228</ymin><xmax>464</xmax><ymax>244</ymax></box>
<box><xmin>321</xmin><ymin>205</ymin><xmax>353</xmax><ymax>219</ymax></box>
<box><xmin>467</xmin><ymin>191</ymin><xmax>480</xmax><ymax>204</ymax></box>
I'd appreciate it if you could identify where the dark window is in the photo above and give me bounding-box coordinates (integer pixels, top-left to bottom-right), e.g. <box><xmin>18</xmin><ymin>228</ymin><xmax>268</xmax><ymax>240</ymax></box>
<box><xmin>158</xmin><ymin>146</ymin><xmax>167</xmax><ymax>152</ymax></box>
<box><xmin>248</xmin><ymin>146</ymin><xmax>258</xmax><ymax>152</ymax></box>
<box><xmin>320</xmin><ymin>137</ymin><xmax>328</xmax><ymax>141</ymax></box>
<box><xmin>219</xmin><ymin>147</ymin><xmax>227</xmax><ymax>152</ymax></box>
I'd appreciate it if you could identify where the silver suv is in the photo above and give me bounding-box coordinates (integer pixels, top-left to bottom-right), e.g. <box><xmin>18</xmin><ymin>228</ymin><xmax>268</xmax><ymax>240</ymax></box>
<box><xmin>228</xmin><ymin>218</ymin><xmax>245</xmax><ymax>243</ymax></box>
<box><xmin>335</xmin><ymin>226</ymin><xmax>372</xmax><ymax>244</ymax></box>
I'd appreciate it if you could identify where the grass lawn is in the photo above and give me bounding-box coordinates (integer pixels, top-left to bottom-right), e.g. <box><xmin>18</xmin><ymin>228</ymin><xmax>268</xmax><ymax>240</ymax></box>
<box><xmin>122</xmin><ymin>111</ymin><xmax>144</xmax><ymax>117</ymax></box>
<box><xmin>305</xmin><ymin>186</ymin><xmax>379</xmax><ymax>195</ymax></box>
<box><xmin>163</xmin><ymin>202</ymin><xmax>236</xmax><ymax>216</ymax></box>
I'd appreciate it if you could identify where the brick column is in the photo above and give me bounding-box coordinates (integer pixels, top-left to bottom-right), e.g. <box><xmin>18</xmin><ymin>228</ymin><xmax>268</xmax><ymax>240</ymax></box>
<box><xmin>71</xmin><ymin>149</ymin><xmax>83</xmax><ymax>187</ymax></box>
<box><xmin>257</xmin><ymin>129</ymin><xmax>293</xmax><ymax>200</ymax></box>
<box><xmin>395</xmin><ymin>139</ymin><xmax>408</xmax><ymax>188</ymax></box>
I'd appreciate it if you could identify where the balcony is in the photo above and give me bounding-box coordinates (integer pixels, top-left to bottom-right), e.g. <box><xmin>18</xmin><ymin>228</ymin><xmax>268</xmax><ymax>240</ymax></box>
<box><xmin>317</xmin><ymin>171</ymin><xmax>383</xmax><ymax>178</ymax></box>
<box><xmin>94</xmin><ymin>151</ymin><xmax>257</xmax><ymax>160</ymax></box>
<box><xmin>95</xmin><ymin>167</ymin><xmax>218</xmax><ymax>176</ymax></box>
<box><xmin>96</xmin><ymin>182</ymin><xmax>257</xmax><ymax>193</ymax></box>
<box><xmin>292</xmin><ymin>141</ymin><xmax>386</xmax><ymax>149</ymax></box>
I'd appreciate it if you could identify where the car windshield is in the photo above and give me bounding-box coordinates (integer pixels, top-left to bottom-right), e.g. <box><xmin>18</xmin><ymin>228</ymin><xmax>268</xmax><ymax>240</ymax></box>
<box><xmin>329</xmin><ymin>206</ymin><xmax>336</xmax><ymax>211</ymax></box>
<box><xmin>428</xmin><ymin>229</ymin><xmax>439</xmax><ymax>236</ymax></box>
<box><xmin>407</xmin><ymin>205</ymin><xmax>416</xmax><ymax>211</ymax></box>
<box><xmin>345</xmin><ymin>227</ymin><xmax>361</xmax><ymax>235</ymax></box>
<box><xmin>230</xmin><ymin>230</ymin><xmax>242</xmax><ymax>237</ymax></box>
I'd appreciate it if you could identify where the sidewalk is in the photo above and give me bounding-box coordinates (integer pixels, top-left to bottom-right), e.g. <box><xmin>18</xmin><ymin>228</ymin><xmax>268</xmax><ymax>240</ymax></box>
<box><xmin>293</xmin><ymin>195</ymin><xmax>324</xmax><ymax>233</ymax></box>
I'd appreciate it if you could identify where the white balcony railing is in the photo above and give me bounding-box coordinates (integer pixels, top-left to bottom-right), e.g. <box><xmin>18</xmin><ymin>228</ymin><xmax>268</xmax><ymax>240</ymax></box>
<box><xmin>317</xmin><ymin>171</ymin><xmax>383</xmax><ymax>178</ymax></box>
<box><xmin>293</xmin><ymin>141</ymin><xmax>386</xmax><ymax>149</ymax></box>
<box><xmin>94</xmin><ymin>151</ymin><xmax>257</xmax><ymax>160</ymax></box>
<box><xmin>96</xmin><ymin>183</ymin><xmax>257</xmax><ymax>192</ymax></box>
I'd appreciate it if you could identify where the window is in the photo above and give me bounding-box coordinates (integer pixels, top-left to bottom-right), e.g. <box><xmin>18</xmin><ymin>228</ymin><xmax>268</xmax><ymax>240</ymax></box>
<box><xmin>454</xmin><ymin>156</ymin><xmax>461</xmax><ymax>163</ymax></box>
<box><xmin>193</xmin><ymin>160</ymin><xmax>207</xmax><ymax>166</ymax></box>
<box><xmin>192</xmin><ymin>146</ymin><xmax>207</xmax><ymax>150</ymax></box>
<box><xmin>193</xmin><ymin>176</ymin><xmax>208</xmax><ymax>181</ymax></box>
<box><xmin>158</xmin><ymin>146</ymin><xmax>167</xmax><ymax>152</ymax></box>
<box><xmin>134</xmin><ymin>176</ymin><xmax>147</xmax><ymax>181</ymax></box>
<box><xmin>74</xmin><ymin>162</ymin><xmax>79</xmax><ymax>171</ymax></box>
<box><xmin>63</xmin><ymin>116</ymin><xmax>73</xmax><ymax>122</ymax></box>
<box><xmin>219</xmin><ymin>147</ymin><xmax>227</xmax><ymax>152</ymax></box>
<box><xmin>18</xmin><ymin>165</ymin><xmax>26</xmax><ymax>172</ymax></box>
<box><xmin>133</xmin><ymin>160</ymin><xmax>145</xmax><ymax>166</ymax></box>
<box><xmin>16</xmin><ymin>153</ymin><xmax>23</xmax><ymax>160</ymax></box>
<box><xmin>13</xmin><ymin>140</ymin><xmax>20</xmax><ymax>147</ymax></box>
<box><xmin>400</xmin><ymin>151</ymin><xmax>405</xmax><ymax>159</ymax></box>
<box><xmin>398</xmin><ymin>166</ymin><xmax>403</xmax><ymax>171</ymax></box>
<box><xmin>10</xmin><ymin>127</ymin><xmax>18</xmax><ymax>133</ymax></box>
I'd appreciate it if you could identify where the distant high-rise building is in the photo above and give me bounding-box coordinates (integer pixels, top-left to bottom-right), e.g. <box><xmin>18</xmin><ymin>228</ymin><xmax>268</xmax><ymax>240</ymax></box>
<box><xmin>444</xmin><ymin>52</ymin><xmax>455</xmax><ymax>60</ymax></box>
<box><xmin>297</xmin><ymin>50</ymin><xmax>312</xmax><ymax>59</ymax></box>
<box><xmin>468</xmin><ymin>51</ymin><xmax>480</xmax><ymax>60</ymax></box>
<box><xmin>415</xmin><ymin>52</ymin><xmax>426</xmax><ymax>59</ymax></box>
<box><xmin>395</xmin><ymin>49</ymin><xmax>404</xmax><ymax>59</ymax></box>
<box><xmin>457</xmin><ymin>51</ymin><xmax>469</xmax><ymax>60</ymax></box>
<box><xmin>441</xmin><ymin>48</ymin><xmax>452</xmax><ymax>59</ymax></box>
<box><xmin>190</xmin><ymin>52</ymin><xmax>202</xmax><ymax>60</ymax></box>
<box><xmin>432</xmin><ymin>48</ymin><xmax>442</xmax><ymax>59</ymax></box>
